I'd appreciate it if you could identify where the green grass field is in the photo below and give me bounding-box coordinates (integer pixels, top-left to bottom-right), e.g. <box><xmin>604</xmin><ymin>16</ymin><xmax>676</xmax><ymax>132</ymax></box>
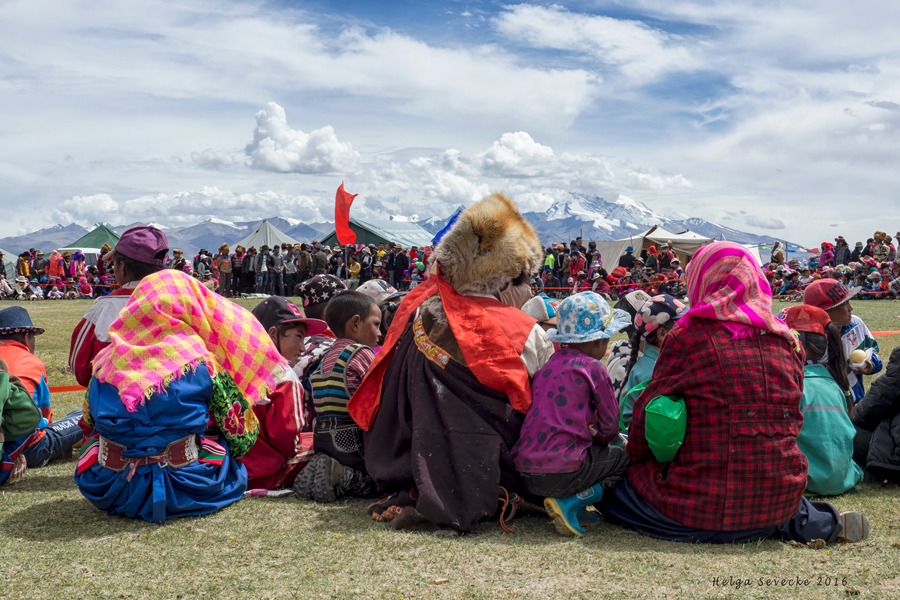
<box><xmin>1</xmin><ymin>297</ymin><xmax>899</xmax><ymax>600</ymax></box>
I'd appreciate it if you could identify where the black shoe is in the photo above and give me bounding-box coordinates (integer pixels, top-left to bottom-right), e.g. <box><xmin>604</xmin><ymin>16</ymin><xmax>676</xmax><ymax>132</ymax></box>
<box><xmin>310</xmin><ymin>453</ymin><xmax>344</xmax><ymax>503</ymax></box>
<box><xmin>293</xmin><ymin>453</ymin><xmax>326</xmax><ymax>500</ymax></box>
<box><xmin>339</xmin><ymin>465</ymin><xmax>377</xmax><ymax>498</ymax></box>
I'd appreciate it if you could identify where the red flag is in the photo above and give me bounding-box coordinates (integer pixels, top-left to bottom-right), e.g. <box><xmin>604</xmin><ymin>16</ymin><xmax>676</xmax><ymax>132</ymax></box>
<box><xmin>334</xmin><ymin>182</ymin><xmax>358</xmax><ymax>245</ymax></box>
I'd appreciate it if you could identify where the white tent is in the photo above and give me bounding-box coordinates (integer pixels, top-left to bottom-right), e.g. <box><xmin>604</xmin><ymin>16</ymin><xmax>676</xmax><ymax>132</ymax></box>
<box><xmin>742</xmin><ymin>244</ymin><xmax>763</xmax><ymax>267</ymax></box>
<box><xmin>235</xmin><ymin>219</ymin><xmax>300</xmax><ymax>250</ymax></box>
<box><xmin>1</xmin><ymin>248</ymin><xmax>15</xmax><ymax>281</ymax></box>
<box><xmin>593</xmin><ymin>225</ymin><xmax>715</xmax><ymax>268</ymax></box>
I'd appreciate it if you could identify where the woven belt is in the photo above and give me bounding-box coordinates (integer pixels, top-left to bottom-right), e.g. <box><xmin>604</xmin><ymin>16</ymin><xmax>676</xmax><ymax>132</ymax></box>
<box><xmin>99</xmin><ymin>434</ymin><xmax>199</xmax><ymax>481</ymax></box>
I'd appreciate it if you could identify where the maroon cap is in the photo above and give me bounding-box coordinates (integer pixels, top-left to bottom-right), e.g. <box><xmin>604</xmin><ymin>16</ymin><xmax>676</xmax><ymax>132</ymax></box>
<box><xmin>251</xmin><ymin>296</ymin><xmax>327</xmax><ymax>336</ymax></box>
<box><xmin>114</xmin><ymin>225</ymin><xmax>169</xmax><ymax>266</ymax></box>
<box><xmin>802</xmin><ymin>279</ymin><xmax>860</xmax><ymax>311</ymax></box>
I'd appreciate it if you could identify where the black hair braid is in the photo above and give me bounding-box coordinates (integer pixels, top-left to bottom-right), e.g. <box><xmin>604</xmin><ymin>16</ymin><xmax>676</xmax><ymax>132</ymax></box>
<box><xmin>623</xmin><ymin>329</ymin><xmax>642</xmax><ymax>386</ymax></box>
<box><xmin>824</xmin><ymin>322</ymin><xmax>850</xmax><ymax>393</ymax></box>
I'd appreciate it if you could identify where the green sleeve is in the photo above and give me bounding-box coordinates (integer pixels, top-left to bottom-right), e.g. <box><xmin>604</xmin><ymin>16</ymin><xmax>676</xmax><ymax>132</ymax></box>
<box><xmin>0</xmin><ymin>372</ymin><xmax>42</xmax><ymax>440</ymax></box>
<box><xmin>206</xmin><ymin>370</ymin><xmax>260</xmax><ymax>459</ymax></box>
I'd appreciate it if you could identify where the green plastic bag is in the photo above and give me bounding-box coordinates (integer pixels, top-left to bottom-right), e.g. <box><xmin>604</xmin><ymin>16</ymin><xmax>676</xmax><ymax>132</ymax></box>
<box><xmin>644</xmin><ymin>395</ymin><xmax>686</xmax><ymax>463</ymax></box>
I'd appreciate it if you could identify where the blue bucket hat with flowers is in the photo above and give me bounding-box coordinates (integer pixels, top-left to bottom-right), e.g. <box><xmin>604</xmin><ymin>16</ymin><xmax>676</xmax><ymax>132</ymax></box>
<box><xmin>547</xmin><ymin>291</ymin><xmax>631</xmax><ymax>343</ymax></box>
<box><xmin>634</xmin><ymin>294</ymin><xmax>686</xmax><ymax>338</ymax></box>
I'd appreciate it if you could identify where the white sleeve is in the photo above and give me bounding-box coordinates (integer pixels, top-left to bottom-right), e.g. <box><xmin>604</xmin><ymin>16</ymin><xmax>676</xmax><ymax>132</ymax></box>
<box><xmin>520</xmin><ymin>324</ymin><xmax>554</xmax><ymax>377</ymax></box>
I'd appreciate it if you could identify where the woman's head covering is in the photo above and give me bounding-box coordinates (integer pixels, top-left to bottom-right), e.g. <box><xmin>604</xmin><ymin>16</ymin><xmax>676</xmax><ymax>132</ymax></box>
<box><xmin>93</xmin><ymin>270</ymin><xmax>287</xmax><ymax>413</ymax></box>
<box><xmin>635</xmin><ymin>294</ymin><xmax>686</xmax><ymax>338</ymax></box>
<box><xmin>648</xmin><ymin>246</ymin><xmax>658</xmax><ymax>255</ymax></box>
<box><xmin>681</xmin><ymin>241</ymin><xmax>799</xmax><ymax>351</ymax></box>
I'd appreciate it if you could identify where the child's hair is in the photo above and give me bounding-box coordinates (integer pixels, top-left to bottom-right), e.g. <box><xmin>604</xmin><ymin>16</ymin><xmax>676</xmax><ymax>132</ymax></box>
<box><xmin>623</xmin><ymin>316</ymin><xmax>678</xmax><ymax>388</ymax></box>
<box><xmin>324</xmin><ymin>291</ymin><xmax>377</xmax><ymax>339</ymax></box>
<box><xmin>800</xmin><ymin>324</ymin><xmax>850</xmax><ymax>393</ymax></box>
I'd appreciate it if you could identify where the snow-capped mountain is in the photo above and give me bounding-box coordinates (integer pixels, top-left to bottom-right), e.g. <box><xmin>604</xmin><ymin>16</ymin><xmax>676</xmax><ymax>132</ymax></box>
<box><xmin>0</xmin><ymin>223</ymin><xmax>89</xmax><ymax>255</ymax></box>
<box><xmin>417</xmin><ymin>193</ymin><xmax>778</xmax><ymax>248</ymax></box>
<box><xmin>1</xmin><ymin>193</ymin><xmax>782</xmax><ymax>260</ymax></box>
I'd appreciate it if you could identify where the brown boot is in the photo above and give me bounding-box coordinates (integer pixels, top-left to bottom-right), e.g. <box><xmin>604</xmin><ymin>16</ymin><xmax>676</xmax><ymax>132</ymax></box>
<box><xmin>836</xmin><ymin>511</ymin><xmax>870</xmax><ymax>543</ymax></box>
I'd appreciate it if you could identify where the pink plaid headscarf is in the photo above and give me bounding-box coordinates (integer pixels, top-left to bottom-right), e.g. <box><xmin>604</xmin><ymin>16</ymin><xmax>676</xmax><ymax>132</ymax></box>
<box><xmin>681</xmin><ymin>241</ymin><xmax>799</xmax><ymax>351</ymax></box>
<box><xmin>93</xmin><ymin>270</ymin><xmax>287</xmax><ymax>412</ymax></box>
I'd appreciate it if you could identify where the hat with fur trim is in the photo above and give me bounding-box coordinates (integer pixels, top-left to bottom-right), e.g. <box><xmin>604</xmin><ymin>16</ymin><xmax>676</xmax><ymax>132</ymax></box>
<box><xmin>432</xmin><ymin>193</ymin><xmax>542</xmax><ymax>296</ymax></box>
<box><xmin>521</xmin><ymin>294</ymin><xmax>559</xmax><ymax>325</ymax></box>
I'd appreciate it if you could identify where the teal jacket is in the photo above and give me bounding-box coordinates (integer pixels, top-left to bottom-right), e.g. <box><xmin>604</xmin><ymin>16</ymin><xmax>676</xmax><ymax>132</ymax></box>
<box><xmin>797</xmin><ymin>364</ymin><xmax>863</xmax><ymax>496</ymax></box>
<box><xmin>620</xmin><ymin>344</ymin><xmax>659</xmax><ymax>434</ymax></box>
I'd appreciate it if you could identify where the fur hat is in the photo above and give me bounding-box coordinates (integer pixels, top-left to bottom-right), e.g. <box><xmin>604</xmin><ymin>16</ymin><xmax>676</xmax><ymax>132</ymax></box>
<box><xmin>433</xmin><ymin>193</ymin><xmax>542</xmax><ymax>296</ymax></box>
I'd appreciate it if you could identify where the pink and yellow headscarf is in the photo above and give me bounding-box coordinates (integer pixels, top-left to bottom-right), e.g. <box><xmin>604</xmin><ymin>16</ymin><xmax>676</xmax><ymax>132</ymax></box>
<box><xmin>681</xmin><ymin>241</ymin><xmax>799</xmax><ymax>351</ymax></box>
<box><xmin>93</xmin><ymin>269</ymin><xmax>287</xmax><ymax>412</ymax></box>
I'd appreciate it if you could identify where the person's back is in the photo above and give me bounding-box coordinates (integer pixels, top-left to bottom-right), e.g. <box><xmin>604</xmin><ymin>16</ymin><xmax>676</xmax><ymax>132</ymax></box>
<box><xmin>313</xmin><ymin>249</ymin><xmax>327</xmax><ymax>274</ymax></box>
<box><xmin>797</xmin><ymin>364</ymin><xmax>862</xmax><ymax>495</ymax></box>
<box><xmin>295</xmin><ymin>291</ymin><xmax>379</xmax><ymax>502</ymax></box>
<box><xmin>627</xmin><ymin>317</ymin><xmax>806</xmax><ymax>531</ymax></box>
<box><xmin>618</xmin><ymin>252</ymin><xmax>635</xmax><ymax>269</ymax></box>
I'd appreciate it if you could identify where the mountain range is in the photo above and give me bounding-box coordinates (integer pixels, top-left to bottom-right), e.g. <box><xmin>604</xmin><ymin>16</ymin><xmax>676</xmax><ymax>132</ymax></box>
<box><xmin>416</xmin><ymin>193</ymin><xmax>778</xmax><ymax>248</ymax></box>
<box><xmin>0</xmin><ymin>193</ymin><xmax>781</xmax><ymax>259</ymax></box>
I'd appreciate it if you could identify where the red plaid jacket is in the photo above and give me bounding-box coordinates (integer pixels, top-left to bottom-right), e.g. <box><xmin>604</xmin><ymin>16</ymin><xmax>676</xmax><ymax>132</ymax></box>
<box><xmin>627</xmin><ymin>318</ymin><xmax>807</xmax><ymax>531</ymax></box>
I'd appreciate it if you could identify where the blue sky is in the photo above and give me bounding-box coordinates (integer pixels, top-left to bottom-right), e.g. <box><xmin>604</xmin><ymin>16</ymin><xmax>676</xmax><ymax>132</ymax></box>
<box><xmin>1</xmin><ymin>0</ymin><xmax>898</xmax><ymax>244</ymax></box>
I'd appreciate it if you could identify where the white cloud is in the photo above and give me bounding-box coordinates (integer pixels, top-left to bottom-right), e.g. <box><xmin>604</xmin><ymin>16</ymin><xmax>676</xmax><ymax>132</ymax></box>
<box><xmin>479</xmin><ymin>132</ymin><xmax>555</xmax><ymax>176</ymax></box>
<box><xmin>245</xmin><ymin>102</ymin><xmax>359</xmax><ymax>174</ymax></box>
<box><xmin>745</xmin><ymin>215</ymin><xmax>785</xmax><ymax>230</ymax></box>
<box><xmin>191</xmin><ymin>148</ymin><xmax>240</xmax><ymax>170</ymax></box>
<box><xmin>4</xmin><ymin>0</ymin><xmax>900</xmax><ymax>246</ymax></box>
<box><xmin>354</xmin><ymin>131</ymin><xmax>692</xmax><ymax>217</ymax></box>
<box><xmin>495</xmin><ymin>4</ymin><xmax>699</xmax><ymax>80</ymax></box>
<box><xmin>52</xmin><ymin>187</ymin><xmax>329</xmax><ymax>226</ymax></box>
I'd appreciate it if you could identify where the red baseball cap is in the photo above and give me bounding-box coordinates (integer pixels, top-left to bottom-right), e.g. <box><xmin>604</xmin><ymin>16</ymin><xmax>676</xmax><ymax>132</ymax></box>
<box><xmin>779</xmin><ymin>304</ymin><xmax>830</xmax><ymax>335</ymax></box>
<box><xmin>802</xmin><ymin>279</ymin><xmax>860</xmax><ymax>311</ymax></box>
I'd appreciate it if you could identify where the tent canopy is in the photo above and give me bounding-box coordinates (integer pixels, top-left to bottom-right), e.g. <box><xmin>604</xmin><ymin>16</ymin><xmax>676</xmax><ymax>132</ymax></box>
<box><xmin>320</xmin><ymin>218</ymin><xmax>435</xmax><ymax>249</ymax></box>
<box><xmin>235</xmin><ymin>219</ymin><xmax>300</xmax><ymax>250</ymax></box>
<box><xmin>592</xmin><ymin>225</ymin><xmax>714</xmax><ymax>268</ymax></box>
<box><xmin>1</xmin><ymin>247</ymin><xmax>16</xmax><ymax>281</ymax></box>
<box><xmin>67</xmin><ymin>224</ymin><xmax>121</xmax><ymax>251</ymax></box>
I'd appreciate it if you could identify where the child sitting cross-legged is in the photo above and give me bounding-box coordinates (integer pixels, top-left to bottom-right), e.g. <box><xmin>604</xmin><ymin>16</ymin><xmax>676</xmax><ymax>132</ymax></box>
<box><xmin>512</xmin><ymin>292</ymin><xmax>632</xmax><ymax>537</ymax></box>
<box><xmin>293</xmin><ymin>291</ymin><xmax>381</xmax><ymax>503</ymax></box>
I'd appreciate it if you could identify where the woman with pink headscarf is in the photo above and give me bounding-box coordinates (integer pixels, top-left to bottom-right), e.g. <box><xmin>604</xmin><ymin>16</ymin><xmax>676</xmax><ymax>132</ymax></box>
<box><xmin>599</xmin><ymin>241</ymin><xmax>869</xmax><ymax>544</ymax></box>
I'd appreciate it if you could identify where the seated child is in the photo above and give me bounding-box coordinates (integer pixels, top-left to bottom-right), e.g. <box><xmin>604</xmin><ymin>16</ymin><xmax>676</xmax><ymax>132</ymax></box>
<box><xmin>27</xmin><ymin>280</ymin><xmax>44</xmax><ymax>301</ymax></box>
<box><xmin>605</xmin><ymin>291</ymin><xmax>652</xmax><ymax>399</ymax></box>
<box><xmin>780</xmin><ymin>273</ymin><xmax>800</xmax><ymax>295</ymax></box>
<box><xmin>241</xmin><ymin>297</ymin><xmax>328</xmax><ymax>489</ymax></box>
<box><xmin>619</xmin><ymin>294</ymin><xmax>686</xmax><ymax>434</ymax></box>
<box><xmin>293</xmin><ymin>291</ymin><xmax>380</xmax><ymax>503</ymax></box>
<box><xmin>799</xmin><ymin>268</ymin><xmax>813</xmax><ymax>287</ymax></box>
<box><xmin>512</xmin><ymin>292</ymin><xmax>632</xmax><ymax>537</ymax></box>
<box><xmin>46</xmin><ymin>285</ymin><xmax>63</xmax><ymax>300</ymax></box>
<box><xmin>78</xmin><ymin>277</ymin><xmax>93</xmax><ymax>299</ymax></box>
<box><xmin>780</xmin><ymin>305</ymin><xmax>862</xmax><ymax>495</ymax></box>
<box><xmin>64</xmin><ymin>279</ymin><xmax>78</xmax><ymax>299</ymax></box>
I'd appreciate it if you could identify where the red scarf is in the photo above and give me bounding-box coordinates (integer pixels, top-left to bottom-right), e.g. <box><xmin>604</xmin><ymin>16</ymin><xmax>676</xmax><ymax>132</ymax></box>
<box><xmin>348</xmin><ymin>270</ymin><xmax>535</xmax><ymax>431</ymax></box>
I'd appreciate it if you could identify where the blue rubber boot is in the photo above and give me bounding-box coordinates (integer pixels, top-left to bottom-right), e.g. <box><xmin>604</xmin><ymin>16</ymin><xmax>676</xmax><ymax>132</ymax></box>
<box><xmin>543</xmin><ymin>484</ymin><xmax>603</xmax><ymax>537</ymax></box>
